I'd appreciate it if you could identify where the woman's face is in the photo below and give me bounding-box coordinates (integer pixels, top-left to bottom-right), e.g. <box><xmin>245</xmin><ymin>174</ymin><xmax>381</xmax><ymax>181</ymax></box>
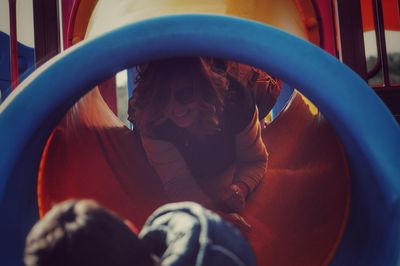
<box><xmin>163</xmin><ymin>76</ymin><xmax>201</xmax><ymax>129</ymax></box>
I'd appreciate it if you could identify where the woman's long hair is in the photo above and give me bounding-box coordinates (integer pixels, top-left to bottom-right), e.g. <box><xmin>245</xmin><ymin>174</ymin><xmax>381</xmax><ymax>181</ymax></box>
<box><xmin>128</xmin><ymin>57</ymin><xmax>229</xmax><ymax>137</ymax></box>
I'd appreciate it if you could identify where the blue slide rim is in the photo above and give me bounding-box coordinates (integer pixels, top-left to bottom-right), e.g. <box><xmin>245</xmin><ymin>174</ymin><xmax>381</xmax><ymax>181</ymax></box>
<box><xmin>1</xmin><ymin>14</ymin><xmax>399</xmax><ymax>200</ymax></box>
<box><xmin>0</xmin><ymin>14</ymin><xmax>399</xmax><ymax>264</ymax></box>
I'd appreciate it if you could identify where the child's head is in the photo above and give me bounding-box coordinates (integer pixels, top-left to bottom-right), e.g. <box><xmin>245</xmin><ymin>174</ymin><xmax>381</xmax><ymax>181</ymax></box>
<box><xmin>24</xmin><ymin>200</ymin><xmax>154</xmax><ymax>266</ymax></box>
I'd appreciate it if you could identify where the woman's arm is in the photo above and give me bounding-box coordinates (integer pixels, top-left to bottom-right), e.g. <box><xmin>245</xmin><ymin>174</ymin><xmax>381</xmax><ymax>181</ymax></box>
<box><xmin>220</xmin><ymin>107</ymin><xmax>268</xmax><ymax>213</ymax></box>
<box><xmin>141</xmin><ymin>136</ymin><xmax>212</xmax><ymax>205</ymax></box>
<box><xmin>234</xmin><ymin>107</ymin><xmax>268</xmax><ymax>193</ymax></box>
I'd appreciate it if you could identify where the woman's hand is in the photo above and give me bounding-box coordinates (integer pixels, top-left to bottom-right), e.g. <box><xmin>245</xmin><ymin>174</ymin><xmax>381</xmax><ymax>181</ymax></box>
<box><xmin>219</xmin><ymin>183</ymin><xmax>249</xmax><ymax>213</ymax></box>
<box><xmin>220</xmin><ymin>212</ymin><xmax>252</xmax><ymax>233</ymax></box>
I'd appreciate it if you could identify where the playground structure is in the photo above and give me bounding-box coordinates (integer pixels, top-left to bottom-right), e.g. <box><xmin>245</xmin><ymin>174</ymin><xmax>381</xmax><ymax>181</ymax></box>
<box><xmin>1</xmin><ymin>1</ymin><xmax>400</xmax><ymax>266</ymax></box>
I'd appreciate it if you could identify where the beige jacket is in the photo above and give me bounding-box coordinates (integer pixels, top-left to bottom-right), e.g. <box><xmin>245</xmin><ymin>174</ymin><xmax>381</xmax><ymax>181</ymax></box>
<box><xmin>141</xmin><ymin>107</ymin><xmax>268</xmax><ymax>203</ymax></box>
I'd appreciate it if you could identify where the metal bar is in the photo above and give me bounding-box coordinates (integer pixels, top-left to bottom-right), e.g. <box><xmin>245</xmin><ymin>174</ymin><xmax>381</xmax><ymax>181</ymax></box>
<box><xmin>8</xmin><ymin>0</ymin><xmax>19</xmax><ymax>90</ymax></box>
<box><xmin>335</xmin><ymin>0</ymin><xmax>367</xmax><ymax>78</ymax></box>
<box><xmin>366</xmin><ymin>57</ymin><xmax>382</xmax><ymax>79</ymax></box>
<box><xmin>57</xmin><ymin>0</ymin><xmax>64</xmax><ymax>51</ymax></box>
<box><xmin>311</xmin><ymin>0</ymin><xmax>324</xmax><ymax>48</ymax></box>
<box><xmin>33</xmin><ymin>0</ymin><xmax>60</xmax><ymax>66</ymax></box>
<box><xmin>373</xmin><ymin>0</ymin><xmax>390</xmax><ymax>86</ymax></box>
<box><xmin>366</xmin><ymin>0</ymin><xmax>383</xmax><ymax>80</ymax></box>
<box><xmin>366</xmin><ymin>63</ymin><xmax>382</xmax><ymax>80</ymax></box>
<box><xmin>398</xmin><ymin>0</ymin><xmax>400</xmax><ymax>17</ymax></box>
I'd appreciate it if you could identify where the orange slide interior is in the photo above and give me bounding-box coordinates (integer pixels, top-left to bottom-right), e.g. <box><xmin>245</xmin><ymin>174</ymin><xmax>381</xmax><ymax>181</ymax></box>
<box><xmin>38</xmin><ymin>91</ymin><xmax>350</xmax><ymax>266</ymax></box>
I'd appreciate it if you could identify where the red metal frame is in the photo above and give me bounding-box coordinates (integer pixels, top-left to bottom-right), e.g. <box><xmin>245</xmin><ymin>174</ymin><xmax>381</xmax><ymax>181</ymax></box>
<box><xmin>335</xmin><ymin>0</ymin><xmax>400</xmax><ymax>121</ymax></box>
<box><xmin>8</xmin><ymin>0</ymin><xmax>19</xmax><ymax>90</ymax></box>
<box><xmin>26</xmin><ymin>0</ymin><xmax>400</xmax><ymax>122</ymax></box>
<box><xmin>314</xmin><ymin>0</ymin><xmax>338</xmax><ymax>56</ymax></box>
<box><xmin>33</xmin><ymin>0</ymin><xmax>60</xmax><ymax>66</ymax></box>
<box><xmin>61</xmin><ymin>0</ymin><xmax>75</xmax><ymax>49</ymax></box>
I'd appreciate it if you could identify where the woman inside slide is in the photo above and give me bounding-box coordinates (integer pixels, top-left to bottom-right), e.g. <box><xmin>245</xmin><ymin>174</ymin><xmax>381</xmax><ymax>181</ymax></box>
<box><xmin>128</xmin><ymin>57</ymin><xmax>279</xmax><ymax>230</ymax></box>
